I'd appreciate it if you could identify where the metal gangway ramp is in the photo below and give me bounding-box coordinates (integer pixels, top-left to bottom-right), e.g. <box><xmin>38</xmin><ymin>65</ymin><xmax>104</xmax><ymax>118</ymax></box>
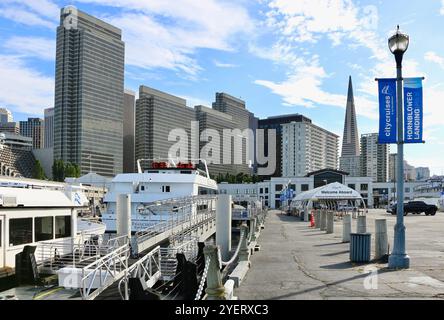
<box><xmin>133</xmin><ymin>195</ymin><xmax>217</xmax><ymax>255</ymax></box>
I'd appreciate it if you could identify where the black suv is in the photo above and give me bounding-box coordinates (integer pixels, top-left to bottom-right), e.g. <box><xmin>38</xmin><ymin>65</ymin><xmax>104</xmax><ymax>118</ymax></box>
<box><xmin>387</xmin><ymin>201</ymin><xmax>438</xmax><ymax>216</ymax></box>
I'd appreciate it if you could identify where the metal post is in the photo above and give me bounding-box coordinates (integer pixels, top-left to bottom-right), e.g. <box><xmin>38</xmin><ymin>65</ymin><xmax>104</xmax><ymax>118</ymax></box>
<box><xmin>204</xmin><ymin>245</ymin><xmax>226</xmax><ymax>300</ymax></box>
<box><xmin>357</xmin><ymin>215</ymin><xmax>366</xmax><ymax>233</ymax></box>
<box><xmin>342</xmin><ymin>214</ymin><xmax>351</xmax><ymax>243</ymax></box>
<box><xmin>389</xmin><ymin>52</ymin><xmax>410</xmax><ymax>269</ymax></box>
<box><xmin>326</xmin><ymin>212</ymin><xmax>334</xmax><ymax>234</ymax></box>
<box><xmin>315</xmin><ymin>210</ymin><xmax>320</xmax><ymax>229</ymax></box>
<box><xmin>216</xmin><ymin>195</ymin><xmax>232</xmax><ymax>261</ymax></box>
<box><xmin>116</xmin><ymin>194</ymin><xmax>131</xmax><ymax>242</ymax></box>
<box><xmin>375</xmin><ymin>219</ymin><xmax>388</xmax><ymax>260</ymax></box>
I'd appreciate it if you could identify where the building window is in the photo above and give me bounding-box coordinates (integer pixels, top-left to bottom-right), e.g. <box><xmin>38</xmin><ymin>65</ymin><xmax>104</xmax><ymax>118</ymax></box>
<box><xmin>259</xmin><ymin>188</ymin><xmax>263</xmax><ymax>194</ymax></box>
<box><xmin>290</xmin><ymin>184</ymin><xmax>296</xmax><ymax>191</ymax></box>
<box><xmin>301</xmin><ymin>184</ymin><xmax>309</xmax><ymax>192</ymax></box>
<box><xmin>275</xmin><ymin>184</ymin><xmax>283</xmax><ymax>192</ymax></box>
<box><xmin>265</xmin><ymin>188</ymin><xmax>269</xmax><ymax>193</ymax></box>
<box><xmin>35</xmin><ymin>217</ymin><xmax>54</xmax><ymax>242</ymax></box>
<box><xmin>348</xmin><ymin>184</ymin><xmax>356</xmax><ymax>190</ymax></box>
<box><xmin>405</xmin><ymin>188</ymin><xmax>410</xmax><ymax>193</ymax></box>
<box><xmin>55</xmin><ymin>216</ymin><xmax>71</xmax><ymax>239</ymax></box>
<box><xmin>9</xmin><ymin>218</ymin><xmax>33</xmax><ymax>246</ymax></box>
<box><xmin>361</xmin><ymin>184</ymin><xmax>368</xmax><ymax>191</ymax></box>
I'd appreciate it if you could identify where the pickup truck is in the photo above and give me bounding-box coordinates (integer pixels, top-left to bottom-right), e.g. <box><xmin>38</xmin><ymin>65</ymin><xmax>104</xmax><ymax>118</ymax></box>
<box><xmin>387</xmin><ymin>201</ymin><xmax>438</xmax><ymax>216</ymax></box>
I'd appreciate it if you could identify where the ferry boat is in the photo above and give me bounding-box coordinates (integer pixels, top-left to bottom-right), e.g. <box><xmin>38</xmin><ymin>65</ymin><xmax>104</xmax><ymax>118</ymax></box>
<box><xmin>102</xmin><ymin>159</ymin><xmax>218</xmax><ymax>232</ymax></box>
<box><xmin>0</xmin><ymin>179</ymin><xmax>105</xmax><ymax>272</ymax></box>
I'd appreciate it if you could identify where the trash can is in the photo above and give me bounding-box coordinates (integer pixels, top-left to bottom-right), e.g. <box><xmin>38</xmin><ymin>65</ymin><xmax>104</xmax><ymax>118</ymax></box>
<box><xmin>350</xmin><ymin>233</ymin><xmax>371</xmax><ymax>262</ymax></box>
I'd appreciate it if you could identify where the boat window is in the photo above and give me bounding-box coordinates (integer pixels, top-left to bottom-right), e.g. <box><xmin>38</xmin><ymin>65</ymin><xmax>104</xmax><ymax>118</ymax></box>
<box><xmin>162</xmin><ymin>186</ymin><xmax>171</xmax><ymax>193</ymax></box>
<box><xmin>35</xmin><ymin>216</ymin><xmax>54</xmax><ymax>242</ymax></box>
<box><xmin>140</xmin><ymin>185</ymin><xmax>145</xmax><ymax>191</ymax></box>
<box><xmin>9</xmin><ymin>218</ymin><xmax>33</xmax><ymax>247</ymax></box>
<box><xmin>55</xmin><ymin>216</ymin><xmax>71</xmax><ymax>239</ymax></box>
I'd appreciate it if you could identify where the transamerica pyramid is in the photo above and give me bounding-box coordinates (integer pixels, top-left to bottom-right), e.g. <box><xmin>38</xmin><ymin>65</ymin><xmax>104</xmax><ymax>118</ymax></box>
<box><xmin>341</xmin><ymin>76</ymin><xmax>360</xmax><ymax>157</ymax></box>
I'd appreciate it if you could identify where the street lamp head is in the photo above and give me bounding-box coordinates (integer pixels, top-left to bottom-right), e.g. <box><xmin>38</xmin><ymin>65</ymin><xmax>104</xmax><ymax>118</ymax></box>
<box><xmin>388</xmin><ymin>25</ymin><xmax>409</xmax><ymax>55</ymax></box>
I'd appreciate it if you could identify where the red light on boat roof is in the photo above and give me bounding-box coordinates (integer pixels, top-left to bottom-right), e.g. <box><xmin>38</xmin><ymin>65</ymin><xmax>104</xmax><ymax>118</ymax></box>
<box><xmin>151</xmin><ymin>162</ymin><xmax>195</xmax><ymax>169</ymax></box>
<box><xmin>177</xmin><ymin>162</ymin><xmax>195</xmax><ymax>169</ymax></box>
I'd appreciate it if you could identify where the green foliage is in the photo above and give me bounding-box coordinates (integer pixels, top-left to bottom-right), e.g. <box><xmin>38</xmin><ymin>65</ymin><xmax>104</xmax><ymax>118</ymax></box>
<box><xmin>213</xmin><ymin>172</ymin><xmax>264</xmax><ymax>184</ymax></box>
<box><xmin>32</xmin><ymin>160</ymin><xmax>46</xmax><ymax>180</ymax></box>
<box><xmin>52</xmin><ymin>159</ymin><xmax>81</xmax><ymax>182</ymax></box>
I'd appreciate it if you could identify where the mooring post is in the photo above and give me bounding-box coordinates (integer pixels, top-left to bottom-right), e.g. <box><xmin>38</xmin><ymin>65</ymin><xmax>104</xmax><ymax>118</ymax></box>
<box><xmin>357</xmin><ymin>215</ymin><xmax>367</xmax><ymax>233</ymax></box>
<box><xmin>238</xmin><ymin>225</ymin><xmax>250</xmax><ymax>262</ymax></box>
<box><xmin>320</xmin><ymin>210</ymin><xmax>327</xmax><ymax>231</ymax></box>
<box><xmin>216</xmin><ymin>194</ymin><xmax>232</xmax><ymax>261</ymax></box>
<box><xmin>204</xmin><ymin>245</ymin><xmax>226</xmax><ymax>300</ymax></box>
<box><xmin>342</xmin><ymin>214</ymin><xmax>352</xmax><ymax>243</ymax></box>
<box><xmin>375</xmin><ymin>219</ymin><xmax>388</xmax><ymax>260</ymax></box>
<box><xmin>326</xmin><ymin>211</ymin><xmax>334</xmax><ymax>234</ymax></box>
<box><xmin>315</xmin><ymin>210</ymin><xmax>321</xmax><ymax>229</ymax></box>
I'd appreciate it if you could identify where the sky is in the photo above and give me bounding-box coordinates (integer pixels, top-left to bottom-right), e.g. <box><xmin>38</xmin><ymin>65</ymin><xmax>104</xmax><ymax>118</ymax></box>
<box><xmin>0</xmin><ymin>0</ymin><xmax>444</xmax><ymax>174</ymax></box>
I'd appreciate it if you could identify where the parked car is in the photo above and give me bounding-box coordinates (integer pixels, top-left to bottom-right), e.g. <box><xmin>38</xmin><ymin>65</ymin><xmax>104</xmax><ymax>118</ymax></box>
<box><xmin>387</xmin><ymin>201</ymin><xmax>438</xmax><ymax>216</ymax></box>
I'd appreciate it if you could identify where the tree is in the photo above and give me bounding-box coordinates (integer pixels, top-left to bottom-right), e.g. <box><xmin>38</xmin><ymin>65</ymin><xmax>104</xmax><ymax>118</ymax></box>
<box><xmin>65</xmin><ymin>162</ymin><xmax>81</xmax><ymax>178</ymax></box>
<box><xmin>33</xmin><ymin>160</ymin><xmax>46</xmax><ymax>180</ymax></box>
<box><xmin>52</xmin><ymin>159</ymin><xmax>65</xmax><ymax>182</ymax></box>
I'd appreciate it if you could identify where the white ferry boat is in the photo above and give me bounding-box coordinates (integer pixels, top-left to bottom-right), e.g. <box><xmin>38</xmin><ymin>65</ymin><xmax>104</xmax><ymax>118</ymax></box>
<box><xmin>0</xmin><ymin>179</ymin><xmax>105</xmax><ymax>271</ymax></box>
<box><xmin>102</xmin><ymin>159</ymin><xmax>218</xmax><ymax>232</ymax></box>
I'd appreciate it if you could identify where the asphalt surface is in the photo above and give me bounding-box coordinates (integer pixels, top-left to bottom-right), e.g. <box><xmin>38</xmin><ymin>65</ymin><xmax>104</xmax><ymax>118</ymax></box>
<box><xmin>235</xmin><ymin>209</ymin><xmax>444</xmax><ymax>300</ymax></box>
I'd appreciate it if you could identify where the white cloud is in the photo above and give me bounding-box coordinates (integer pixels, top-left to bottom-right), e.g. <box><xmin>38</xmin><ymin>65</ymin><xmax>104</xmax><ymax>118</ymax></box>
<box><xmin>2</xmin><ymin>0</ymin><xmax>59</xmax><ymax>19</ymax></box>
<box><xmin>441</xmin><ymin>0</ymin><xmax>444</xmax><ymax>15</ymax></box>
<box><xmin>4</xmin><ymin>36</ymin><xmax>55</xmax><ymax>61</ymax></box>
<box><xmin>75</xmin><ymin>0</ymin><xmax>255</xmax><ymax>77</ymax></box>
<box><xmin>0</xmin><ymin>55</ymin><xmax>54</xmax><ymax>115</ymax></box>
<box><xmin>214</xmin><ymin>61</ymin><xmax>239</xmax><ymax>68</ymax></box>
<box><xmin>0</xmin><ymin>7</ymin><xmax>56</xmax><ymax>28</ymax></box>
<box><xmin>425</xmin><ymin>51</ymin><xmax>444</xmax><ymax>69</ymax></box>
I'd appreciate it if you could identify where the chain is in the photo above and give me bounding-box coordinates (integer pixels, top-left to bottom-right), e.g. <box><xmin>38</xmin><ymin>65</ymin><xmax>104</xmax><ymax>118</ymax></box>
<box><xmin>221</xmin><ymin>229</ymin><xmax>245</xmax><ymax>267</ymax></box>
<box><xmin>194</xmin><ymin>256</ymin><xmax>211</xmax><ymax>300</ymax></box>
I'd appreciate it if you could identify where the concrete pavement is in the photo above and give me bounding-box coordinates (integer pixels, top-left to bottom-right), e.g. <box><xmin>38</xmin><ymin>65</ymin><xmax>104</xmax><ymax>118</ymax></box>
<box><xmin>235</xmin><ymin>209</ymin><xmax>444</xmax><ymax>300</ymax></box>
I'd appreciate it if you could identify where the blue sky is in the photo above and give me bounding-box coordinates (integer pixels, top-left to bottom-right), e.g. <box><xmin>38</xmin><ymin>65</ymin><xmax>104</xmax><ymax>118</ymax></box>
<box><xmin>1</xmin><ymin>0</ymin><xmax>444</xmax><ymax>174</ymax></box>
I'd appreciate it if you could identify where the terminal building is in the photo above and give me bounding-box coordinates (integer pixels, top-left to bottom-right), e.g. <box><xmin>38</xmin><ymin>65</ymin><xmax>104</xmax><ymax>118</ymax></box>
<box><xmin>218</xmin><ymin>169</ymin><xmax>423</xmax><ymax>209</ymax></box>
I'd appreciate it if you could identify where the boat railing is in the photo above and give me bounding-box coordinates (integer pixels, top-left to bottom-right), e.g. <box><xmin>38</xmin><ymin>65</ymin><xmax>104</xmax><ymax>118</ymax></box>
<box><xmin>80</xmin><ymin>243</ymin><xmax>130</xmax><ymax>300</ymax></box>
<box><xmin>118</xmin><ymin>246</ymin><xmax>162</xmax><ymax>300</ymax></box>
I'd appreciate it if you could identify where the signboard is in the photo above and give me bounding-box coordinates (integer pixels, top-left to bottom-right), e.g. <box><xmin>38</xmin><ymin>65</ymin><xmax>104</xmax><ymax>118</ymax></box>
<box><xmin>378</xmin><ymin>78</ymin><xmax>397</xmax><ymax>144</ymax></box>
<box><xmin>403</xmin><ymin>77</ymin><xmax>424</xmax><ymax>144</ymax></box>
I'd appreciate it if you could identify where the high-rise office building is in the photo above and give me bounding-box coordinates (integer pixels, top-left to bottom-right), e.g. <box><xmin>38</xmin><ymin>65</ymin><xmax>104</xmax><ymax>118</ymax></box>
<box><xmin>259</xmin><ymin>114</ymin><xmax>313</xmax><ymax>177</ymax></box>
<box><xmin>20</xmin><ymin>118</ymin><xmax>44</xmax><ymax>149</ymax></box>
<box><xmin>339</xmin><ymin>76</ymin><xmax>361</xmax><ymax>176</ymax></box>
<box><xmin>195</xmin><ymin>105</ymin><xmax>238</xmax><ymax>177</ymax></box>
<box><xmin>281</xmin><ymin>119</ymin><xmax>339</xmax><ymax>177</ymax></box>
<box><xmin>212</xmin><ymin>93</ymin><xmax>252</xmax><ymax>175</ymax></box>
<box><xmin>135</xmin><ymin>86</ymin><xmax>195</xmax><ymax>171</ymax></box>
<box><xmin>0</xmin><ymin>108</ymin><xmax>13</xmax><ymax>124</ymax></box>
<box><xmin>54</xmin><ymin>6</ymin><xmax>125</xmax><ymax>177</ymax></box>
<box><xmin>416</xmin><ymin>167</ymin><xmax>430</xmax><ymax>181</ymax></box>
<box><xmin>44</xmin><ymin>108</ymin><xmax>54</xmax><ymax>148</ymax></box>
<box><xmin>360</xmin><ymin>133</ymin><xmax>389</xmax><ymax>182</ymax></box>
<box><xmin>0</xmin><ymin>122</ymin><xmax>20</xmax><ymax>135</ymax></box>
<box><xmin>123</xmin><ymin>90</ymin><xmax>136</xmax><ymax>173</ymax></box>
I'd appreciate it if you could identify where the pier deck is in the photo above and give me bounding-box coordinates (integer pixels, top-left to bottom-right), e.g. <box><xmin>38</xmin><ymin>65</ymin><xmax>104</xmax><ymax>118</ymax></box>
<box><xmin>236</xmin><ymin>210</ymin><xmax>444</xmax><ymax>300</ymax></box>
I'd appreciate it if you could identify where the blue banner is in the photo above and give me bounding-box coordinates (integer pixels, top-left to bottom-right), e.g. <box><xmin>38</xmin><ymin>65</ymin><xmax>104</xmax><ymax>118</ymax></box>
<box><xmin>404</xmin><ymin>78</ymin><xmax>424</xmax><ymax>144</ymax></box>
<box><xmin>378</xmin><ymin>78</ymin><xmax>397</xmax><ymax>144</ymax></box>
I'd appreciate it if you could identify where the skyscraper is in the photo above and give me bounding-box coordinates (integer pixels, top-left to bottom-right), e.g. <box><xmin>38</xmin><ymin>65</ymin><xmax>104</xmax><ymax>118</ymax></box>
<box><xmin>339</xmin><ymin>76</ymin><xmax>361</xmax><ymax>176</ymax></box>
<box><xmin>135</xmin><ymin>86</ymin><xmax>195</xmax><ymax>170</ymax></box>
<box><xmin>0</xmin><ymin>108</ymin><xmax>13</xmax><ymax>124</ymax></box>
<box><xmin>281</xmin><ymin>119</ymin><xmax>339</xmax><ymax>177</ymax></box>
<box><xmin>123</xmin><ymin>90</ymin><xmax>135</xmax><ymax>173</ymax></box>
<box><xmin>54</xmin><ymin>6</ymin><xmax>125</xmax><ymax>177</ymax></box>
<box><xmin>20</xmin><ymin>118</ymin><xmax>44</xmax><ymax>149</ymax></box>
<box><xmin>360</xmin><ymin>133</ymin><xmax>389</xmax><ymax>182</ymax></box>
<box><xmin>44</xmin><ymin>108</ymin><xmax>54</xmax><ymax>148</ymax></box>
<box><xmin>212</xmin><ymin>93</ymin><xmax>252</xmax><ymax>175</ymax></box>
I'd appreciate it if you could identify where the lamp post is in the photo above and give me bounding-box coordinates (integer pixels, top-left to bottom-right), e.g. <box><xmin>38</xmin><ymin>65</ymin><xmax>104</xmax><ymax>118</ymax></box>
<box><xmin>388</xmin><ymin>25</ymin><xmax>410</xmax><ymax>269</ymax></box>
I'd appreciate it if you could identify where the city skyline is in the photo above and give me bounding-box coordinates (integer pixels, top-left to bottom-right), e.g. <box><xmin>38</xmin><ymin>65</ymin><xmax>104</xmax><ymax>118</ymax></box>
<box><xmin>0</xmin><ymin>1</ymin><xmax>443</xmax><ymax>174</ymax></box>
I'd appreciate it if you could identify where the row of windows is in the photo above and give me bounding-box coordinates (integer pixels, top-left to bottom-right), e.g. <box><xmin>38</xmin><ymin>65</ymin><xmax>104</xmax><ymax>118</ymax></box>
<box><xmin>8</xmin><ymin>216</ymin><xmax>71</xmax><ymax>247</ymax></box>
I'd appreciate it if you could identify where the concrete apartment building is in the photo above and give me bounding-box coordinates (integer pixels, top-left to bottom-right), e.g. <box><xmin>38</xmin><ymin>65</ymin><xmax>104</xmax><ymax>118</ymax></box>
<box><xmin>0</xmin><ymin>108</ymin><xmax>12</xmax><ymax>124</ymax></box>
<box><xmin>54</xmin><ymin>6</ymin><xmax>125</xmax><ymax>177</ymax></box>
<box><xmin>281</xmin><ymin>120</ymin><xmax>339</xmax><ymax>177</ymax></box>
<box><xmin>20</xmin><ymin>118</ymin><xmax>44</xmax><ymax>149</ymax></box>
<box><xmin>360</xmin><ymin>133</ymin><xmax>389</xmax><ymax>182</ymax></box>
<box><xmin>135</xmin><ymin>86</ymin><xmax>195</xmax><ymax>171</ymax></box>
<box><xmin>123</xmin><ymin>90</ymin><xmax>136</xmax><ymax>173</ymax></box>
